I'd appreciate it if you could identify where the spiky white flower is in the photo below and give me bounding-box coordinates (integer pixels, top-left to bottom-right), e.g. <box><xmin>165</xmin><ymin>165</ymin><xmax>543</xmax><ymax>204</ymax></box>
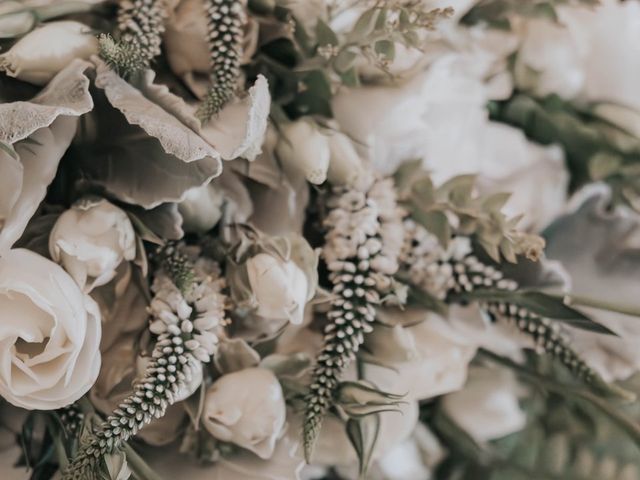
<box><xmin>63</xmin><ymin>248</ymin><xmax>228</xmax><ymax>479</ymax></box>
<box><xmin>304</xmin><ymin>172</ymin><xmax>404</xmax><ymax>462</ymax></box>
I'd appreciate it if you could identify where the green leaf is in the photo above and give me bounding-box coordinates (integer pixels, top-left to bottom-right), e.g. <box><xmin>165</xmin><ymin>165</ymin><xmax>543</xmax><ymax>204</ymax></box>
<box><xmin>0</xmin><ymin>141</ymin><xmax>17</xmax><ymax>159</ymax></box>
<box><xmin>406</xmin><ymin>286</ymin><xmax>449</xmax><ymax>316</ymax></box>
<box><xmin>589</xmin><ymin>152</ymin><xmax>622</xmax><ymax>180</ymax></box>
<box><xmin>350</xmin><ymin>8</ymin><xmax>379</xmax><ymax>42</ymax></box>
<box><xmin>346</xmin><ymin>414</ymin><xmax>380</xmax><ymax>479</ymax></box>
<box><xmin>411</xmin><ymin>208</ymin><xmax>451</xmax><ymax>248</ymax></box>
<box><xmin>455</xmin><ymin>290</ymin><xmax>616</xmax><ymax>335</ymax></box>
<box><xmin>315</xmin><ymin>19</ymin><xmax>338</xmax><ymax>46</ymax></box>
<box><xmin>336</xmin><ymin>381</ymin><xmax>405</xmax><ymax>418</ymax></box>
<box><xmin>333</xmin><ymin>49</ymin><xmax>358</xmax><ymax>73</ymax></box>
<box><xmin>374</xmin><ymin>39</ymin><xmax>395</xmax><ymax>62</ymax></box>
<box><xmin>339</xmin><ymin>67</ymin><xmax>360</xmax><ymax>87</ymax></box>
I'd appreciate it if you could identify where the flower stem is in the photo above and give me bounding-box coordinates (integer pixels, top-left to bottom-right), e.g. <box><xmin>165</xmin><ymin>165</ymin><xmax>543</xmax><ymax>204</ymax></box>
<box><xmin>122</xmin><ymin>444</ymin><xmax>163</xmax><ymax>480</ymax></box>
<box><xmin>560</xmin><ymin>294</ymin><xmax>640</xmax><ymax>318</ymax></box>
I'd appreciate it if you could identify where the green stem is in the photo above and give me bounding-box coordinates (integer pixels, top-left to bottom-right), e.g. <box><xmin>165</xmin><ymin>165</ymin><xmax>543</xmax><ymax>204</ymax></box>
<box><xmin>560</xmin><ymin>294</ymin><xmax>640</xmax><ymax>318</ymax></box>
<box><xmin>123</xmin><ymin>444</ymin><xmax>163</xmax><ymax>480</ymax></box>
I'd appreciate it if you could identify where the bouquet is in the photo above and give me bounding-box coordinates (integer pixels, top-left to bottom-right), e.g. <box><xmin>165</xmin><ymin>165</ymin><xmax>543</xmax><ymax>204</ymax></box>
<box><xmin>1</xmin><ymin>0</ymin><xmax>640</xmax><ymax>479</ymax></box>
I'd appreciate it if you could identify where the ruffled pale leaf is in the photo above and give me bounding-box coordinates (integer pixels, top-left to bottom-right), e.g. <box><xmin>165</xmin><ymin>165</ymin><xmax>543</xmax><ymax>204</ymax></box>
<box><xmin>0</xmin><ymin>116</ymin><xmax>79</xmax><ymax>253</ymax></box>
<box><xmin>0</xmin><ymin>58</ymin><xmax>92</xmax><ymax>144</ymax></box>
<box><xmin>199</xmin><ymin>75</ymin><xmax>271</xmax><ymax>161</ymax></box>
<box><xmin>93</xmin><ymin>58</ymin><xmax>221</xmax><ymax>165</ymax></box>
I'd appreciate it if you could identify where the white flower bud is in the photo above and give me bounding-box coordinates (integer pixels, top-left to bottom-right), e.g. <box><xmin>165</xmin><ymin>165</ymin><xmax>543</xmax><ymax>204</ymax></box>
<box><xmin>49</xmin><ymin>198</ymin><xmax>136</xmax><ymax>291</ymax></box>
<box><xmin>326</xmin><ymin>130</ymin><xmax>364</xmax><ymax>186</ymax></box>
<box><xmin>0</xmin><ymin>21</ymin><xmax>98</xmax><ymax>86</ymax></box>
<box><xmin>203</xmin><ymin>368</ymin><xmax>286</xmax><ymax>459</ymax></box>
<box><xmin>246</xmin><ymin>253</ymin><xmax>309</xmax><ymax>325</ymax></box>
<box><xmin>275</xmin><ymin>120</ymin><xmax>330</xmax><ymax>184</ymax></box>
<box><xmin>178</xmin><ymin>183</ymin><xmax>225</xmax><ymax>233</ymax></box>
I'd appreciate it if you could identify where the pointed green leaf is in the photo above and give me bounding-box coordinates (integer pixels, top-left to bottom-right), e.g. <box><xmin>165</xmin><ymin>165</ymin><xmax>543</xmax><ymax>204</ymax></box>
<box><xmin>456</xmin><ymin>290</ymin><xmax>617</xmax><ymax>335</ymax></box>
<box><xmin>346</xmin><ymin>414</ymin><xmax>380</xmax><ymax>479</ymax></box>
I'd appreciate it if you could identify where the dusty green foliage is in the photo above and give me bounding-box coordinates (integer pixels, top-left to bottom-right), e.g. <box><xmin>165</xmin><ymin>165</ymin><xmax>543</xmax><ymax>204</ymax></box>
<box><xmin>462</xmin><ymin>0</ymin><xmax>600</xmax><ymax>29</ymax></box>
<box><xmin>395</xmin><ymin>160</ymin><xmax>545</xmax><ymax>263</ymax></box>
<box><xmin>432</xmin><ymin>361</ymin><xmax>640</xmax><ymax>480</ymax></box>
<box><xmin>99</xmin><ymin>0</ymin><xmax>168</xmax><ymax>76</ymax></box>
<box><xmin>490</xmin><ymin>94</ymin><xmax>640</xmax><ymax>212</ymax></box>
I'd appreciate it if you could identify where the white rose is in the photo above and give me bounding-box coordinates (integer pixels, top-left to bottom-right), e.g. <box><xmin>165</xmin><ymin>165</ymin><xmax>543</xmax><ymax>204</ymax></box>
<box><xmin>0</xmin><ymin>21</ymin><xmax>98</xmax><ymax>86</ymax></box>
<box><xmin>442</xmin><ymin>366</ymin><xmax>526</xmax><ymax>443</ymax></box>
<box><xmin>0</xmin><ymin>248</ymin><xmax>101</xmax><ymax>410</ymax></box>
<box><xmin>203</xmin><ymin>368</ymin><xmax>286</xmax><ymax>459</ymax></box>
<box><xmin>514</xmin><ymin>18</ymin><xmax>585</xmax><ymax>99</ymax></box>
<box><xmin>246</xmin><ymin>253</ymin><xmax>310</xmax><ymax>325</ymax></box>
<box><xmin>49</xmin><ymin>198</ymin><xmax>136</xmax><ymax>291</ymax></box>
<box><xmin>178</xmin><ymin>183</ymin><xmax>225</xmax><ymax>233</ymax></box>
<box><xmin>364</xmin><ymin>313</ymin><xmax>476</xmax><ymax>402</ymax></box>
<box><xmin>332</xmin><ymin>31</ymin><xmax>516</xmax><ymax>177</ymax></box>
<box><xmin>275</xmin><ymin>120</ymin><xmax>331</xmax><ymax>185</ymax></box>
<box><xmin>515</xmin><ymin>0</ymin><xmax>640</xmax><ymax>109</ymax></box>
<box><xmin>326</xmin><ymin>130</ymin><xmax>364</xmax><ymax>186</ymax></box>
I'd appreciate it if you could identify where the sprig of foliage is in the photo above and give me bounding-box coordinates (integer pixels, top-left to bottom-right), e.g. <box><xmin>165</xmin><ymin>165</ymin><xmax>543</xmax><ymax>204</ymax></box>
<box><xmin>315</xmin><ymin>1</ymin><xmax>454</xmax><ymax>85</ymax></box>
<box><xmin>196</xmin><ymin>0</ymin><xmax>246</xmax><ymax>123</ymax></box>
<box><xmin>431</xmin><ymin>359</ymin><xmax>640</xmax><ymax>480</ymax></box>
<box><xmin>99</xmin><ymin>0</ymin><xmax>169</xmax><ymax>76</ymax></box>
<box><xmin>395</xmin><ymin>161</ymin><xmax>545</xmax><ymax>263</ymax></box>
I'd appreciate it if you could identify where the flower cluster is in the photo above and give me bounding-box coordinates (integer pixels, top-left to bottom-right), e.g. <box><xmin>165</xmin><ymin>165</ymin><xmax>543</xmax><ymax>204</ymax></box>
<box><xmin>304</xmin><ymin>172</ymin><xmax>404</xmax><ymax>460</ymax></box>
<box><xmin>63</xmin><ymin>248</ymin><xmax>228</xmax><ymax>478</ymax></box>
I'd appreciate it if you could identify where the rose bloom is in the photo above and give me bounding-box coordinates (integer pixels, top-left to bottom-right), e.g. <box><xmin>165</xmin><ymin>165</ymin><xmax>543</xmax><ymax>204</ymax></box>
<box><xmin>333</xmin><ymin>42</ymin><xmax>567</xmax><ymax>230</ymax></box>
<box><xmin>515</xmin><ymin>0</ymin><xmax>640</xmax><ymax>110</ymax></box>
<box><xmin>0</xmin><ymin>248</ymin><xmax>101</xmax><ymax>410</ymax></box>
<box><xmin>246</xmin><ymin>253</ymin><xmax>310</xmax><ymax>325</ymax></box>
<box><xmin>203</xmin><ymin>368</ymin><xmax>286</xmax><ymax>459</ymax></box>
<box><xmin>49</xmin><ymin>198</ymin><xmax>136</xmax><ymax>291</ymax></box>
<box><xmin>442</xmin><ymin>366</ymin><xmax>526</xmax><ymax>443</ymax></box>
<box><xmin>275</xmin><ymin>120</ymin><xmax>331</xmax><ymax>185</ymax></box>
<box><xmin>0</xmin><ymin>20</ymin><xmax>98</xmax><ymax>86</ymax></box>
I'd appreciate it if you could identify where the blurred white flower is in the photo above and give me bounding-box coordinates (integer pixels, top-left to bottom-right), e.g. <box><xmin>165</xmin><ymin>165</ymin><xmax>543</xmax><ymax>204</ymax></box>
<box><xmin>203</xmin><ymin>368</ymin><xmax>286</xmax><ymax>459</ymax></box>
<box><xmin>0</xmin><ymin>248</ymin><xmax>101</xmax><ymax>410</ymax></box>
<box><xmin>275</xmin><ymin>120</ymin><xmax>331</xmax><ymax>185</ymax></box>
<box><xmin>442</xmin><ymin>366</ymin><xmax>527</xmax><ymax>443</ymax></box>
<box><xmin>49</xmin><ymin>198</ymin><xmax>136</xmax><ymax>291</ymax></box>
<box><xmin>545</xmin><ymin>185</ymin><xmax>640</xmax><ymax>382</ymax></box>
<box><xmin>333</xmin><ymin>42</ymin><xmax>567</xmax><ymax>230</ymax></box>
<box><xmin>326</xmin><ymin>130</ymin><xmax>364</xmax><ymax>186</ymax></box>
<box><xmin>332</xmin><ymin>28</ymin><xmax>516</xmax><ymax>177</ymax></box>
<box><xmin>515</xmin><ymin>0</ymin><xmax>640</xmax><ymax>110</ymax></box>
<box><xmin>178</xmin><ymin>182</ymin><xmax>225</xmax><ymax>233</ymax></box>
<box><xmin>0</xmin><ymin>21</ymin><xmax>98</xmax><ymax>86</ymax></box>
<box><xmin>246</xmin><ymin>252</ymin><xmax>310</xmax><ymax>325</ymax></box>
<box><xmin>514</xmin><ymin>18</ymin><xmax>585</xmax><ymax>99</ymax></box>
<box><xmin>364</xmin><ymin>311</ymin><xmax>476</xmax><ymax>402</ymax></box>
<box><xmin>144</xmin><ymin>425</ymin><xmax>304</xmax><ymax>480</ymax></box>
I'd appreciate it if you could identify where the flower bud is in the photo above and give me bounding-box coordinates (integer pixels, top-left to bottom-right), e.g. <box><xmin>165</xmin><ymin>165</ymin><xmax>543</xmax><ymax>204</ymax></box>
<box><xmin>0</xmin><ymin>21</ymin><xmax>98</xmax><ymax>86</ymax></box>
<box><xmin>49</xmin><ymin>198</ymin><xmax>136</xmax><ymax>291</ymax></box>
<box><xmin>326</xmin><ymin>130</ymin><xmax>364</xmax><ymax>186</ymax></box>
<box><xmin>178</xmin><ymin>183</ymin><xmax>225</xmax><ymax>233</ymax></box>
<box><xmin>203</xmin><ymin>368</ymin><xmax>286</xmax><ymax>459</ymax></box>
<box><xmin>246</xmin><ymin>253</ymin><xmax>309</xmax><ymax>325</ymax></box>
<box><xmin>275</xmin><ymin>120</ymin><xmax>331</xmax><ymax>184</ymax></box>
